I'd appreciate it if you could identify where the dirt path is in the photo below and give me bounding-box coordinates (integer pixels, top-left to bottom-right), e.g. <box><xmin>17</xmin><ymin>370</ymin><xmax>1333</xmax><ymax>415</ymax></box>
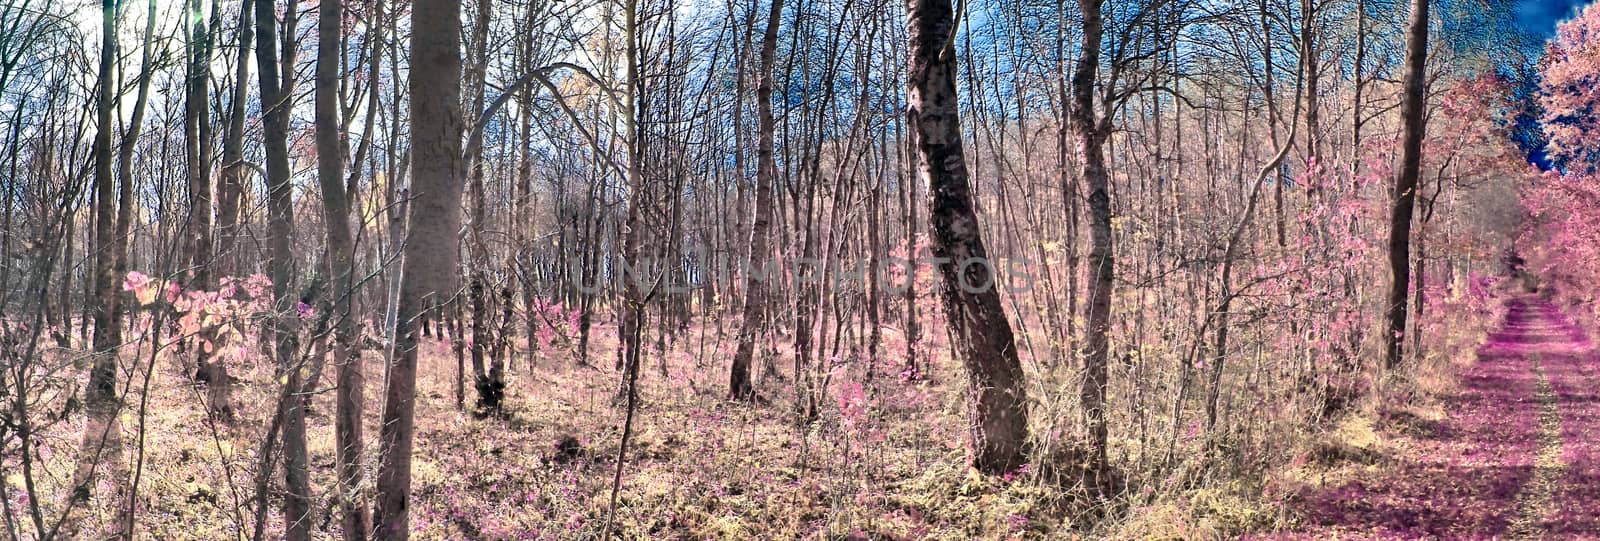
<box><xmin>1265</xmin><ymin>296</ymin><xmax>1599</xmax><ymax>539</ymax></box>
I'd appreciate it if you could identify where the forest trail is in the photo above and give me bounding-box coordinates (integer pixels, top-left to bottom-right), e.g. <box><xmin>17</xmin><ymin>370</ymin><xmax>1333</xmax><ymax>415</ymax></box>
<box><xmin>1268</xmin><ymin>296</ymin><xmax>1600</xmax><ymax>539</ymax></box>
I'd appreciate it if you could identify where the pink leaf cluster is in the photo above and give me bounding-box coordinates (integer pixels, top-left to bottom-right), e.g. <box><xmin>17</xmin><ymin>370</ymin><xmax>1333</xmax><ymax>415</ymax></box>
<box><xmin>1542</xmin><ymin>3</ymin><xmax>1600</xmax><ymax>173</ymax></box>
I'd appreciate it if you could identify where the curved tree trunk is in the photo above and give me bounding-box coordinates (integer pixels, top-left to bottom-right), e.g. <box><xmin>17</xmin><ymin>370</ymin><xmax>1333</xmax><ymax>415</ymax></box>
<box><xmin>908</xmin><ymin>0</ymin><xmax>1030</xmax><ymax>475</ymax></box>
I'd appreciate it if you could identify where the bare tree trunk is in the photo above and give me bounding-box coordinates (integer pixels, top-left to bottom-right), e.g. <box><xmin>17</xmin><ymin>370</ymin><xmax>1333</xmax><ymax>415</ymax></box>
<box><xmin>899</xmin><ymin>116</ymin><xmax>920</xmax><ymax>379</ymax></box>
<box><xmin>218</xmin><ymin>0</ymin><xmax>251</xmax><ymax>275</ymax></box>
<box><xmin>185</xmin><ymin>0</ymin><xmax>215</xmax><ymax>285</ymax></box>
<box><xmin>451</xmin><ymin>302</ymin><xmax>466</xmax><ymax>410</ymax></box>
<box><xmin>70</xmin><ymin>1</ymin><xmax>157</xmax><ymax>535</ymax></box>
<box><xmin>729</xmin><ymin>0</ymin><xmax>752</xmax><ymax>285</ymax></box>
<box><xmin>58</xmin><ymin>194</ymin><xmax>76</xmax><ymax>350</ymax></box>
<box><xmin>184</xmin><ymin>0</ymin><xmax>219</xmax><ymax>395</ymax></box>
<box><xmin>206</xmin><ymin>0</ymin><xmax>251</xmax><ymax>420</ymax></box>
<box><xmin>373</xmin><ymin>0</ymin><xmax>464</xmax><ymax>537</ymax></box>
<box><xmin>866</xmin><ymin>176</ymin><xmax>883</xmax><ymax>383</ymax></box>
<box><xmin>1072</xmin><ymin>0</ymin><xmax>1112</xmax><ymax>479</ymax></box>
<box><xmin>611</xmin><ymin>0</ymin><xmax>650</xmax><ymax>405</ymax></box>
<box><xmin>1206</xmin><ymin>67</ymin><xmax>1304</xmax><ymax>435</ymax></box>
<box><xmin>515</xmin><ymin>25</ymin><xmax>538</xmax><ymax>369</ymax></box>
<box><xmin>1301</xmin><ymin>0</ymin><xmax>1321</xmax><ymax>162</ymax></box>
<box><xmin>316</xmin><ymin>0</ymin><xmax>369</xmax><ymax>537</ymax></box>
<box><xmin>909</xmin><ymin>0</ymin><xmax>1030</xmax><ymax>475</ymax></box>
<box><xmin>1055</xmin><ymin>0</ymin><xmax>1079</xmax><ymax>363</ymax></box>
<box><xmin>1260</xmin><ymin>0</ymin><xmax>1287</xmax><ymax>247</ymax></box>
<box><xmin>71</xmin><ymin>0</ymin><xmax>126</xmax><ymax>526</ymax></box>
<box><xmin>1351</xmin><ymin>0</ymin><xmax>1366</xmax><ymax>166</ymax></box>
<box><xmin>255</xmin><ymin>1</ymin><xmax>311</xmax><ymax>539</ymax></box>
<box><xmin>464</xmin><ymin>0</ymin><xmax>504</xmax><ymax>416</ymax></box>
<box><xmin>1413</xmin><ymin>220</ymin><xmax>1427</xmax><ymax>355</ymax></box>
<box><xmin>729</xmin><ymin>0</ymin><xmax>782</xmax><ymax>401</ymax></box>
<box><xmin>1385</xmin><ymin>0</ymin><xmax>1430</xmax><ymax>370</ymax></box>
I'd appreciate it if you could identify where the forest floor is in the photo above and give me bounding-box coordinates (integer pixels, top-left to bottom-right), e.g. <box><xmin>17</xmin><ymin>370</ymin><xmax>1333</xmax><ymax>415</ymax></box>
<box><xmin>1258</xmin><ymin>296</ymin><xmax>1600</xmax><ymax>539</ymax></box>
<box><xmin>26</xmin><ymin>316</ymin><xmax>1093</xmax><ymax>540</ymax></box>
<box><xmin>16</xmin><ymin>295</ymin><xmax>1599</xmax><ymax>539</ymax></box>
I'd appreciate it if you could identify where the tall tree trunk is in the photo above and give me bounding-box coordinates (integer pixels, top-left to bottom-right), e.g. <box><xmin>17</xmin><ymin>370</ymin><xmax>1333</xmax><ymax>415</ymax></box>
<box><xmin>1350</xmin><ymin>0</ymin><xmax>1366</xmax><ymax>168</ymax></box>
<box><xmin>1385</xmin><ymin>0</ymin><xmax>1430</xmax><ymax>370</ymax></box>
<box><xmin>899</xmin><ymin>114</ymin><xmax>920</xmax><ymax>379</ymax></box>
<box><xmin>187</xmin><ymin>0</ymin><xmax>227</xmax><ymax>418</ymax></box>
<box><xmin>373</xmin><ymin>0</ymin><xmax>464</xmax><ymax>537</ymax></box>
<box><xmin>186</xmin><ymin>0</ymin><xmax>215</xmax><ymax>287</ymax></box>
<box><xmin>866</xmin><ymin>176</ymin><xmax>884</xmax><ymax>383</ymax></box>
<box><xmin>1260</xmin><ymin>0</ymin><xmax>1288</xmax><ymax>247</ymax></box>
<box><xmin>1206</xmin><ymin>65</ymin><xmax>1303</xmax><ymax>435</ymax></box>
<box><xmin>71</xmin><ymin>0</ymin><xmax>126</xmax><ymax>523</ymax></box>
<box><xmin>613</xmin><ymin>0</ymin><xmax>649</xmax><ymax>404</ymax></box>
<box><xmin>729</xmin><ymin>0</ymin><xmax>752</xmax><ymax>286</ymax></box>
<box><xmin>57</xmin><ymin>195</ymin><xmax>75</xmax><ymax>349</ymax></box>
<box><xmin>210</xmin><ymin>0</ymin><xmax>253</xmax><ymax>420</ymax></box>
<box><xmin>515</xmin><ymin>24</ymin><xmax>538</xmax><ymax>369</ymax></box>
<box><xmin>1055</xmin><ymin>0</ymin><xmax>1079</xmax><ymax>363</ymax></box>
<box><xmin>1301</xmin><ymin>0</ymin><xmax>1321</xmax><ymax>163</ymax></box>
<box><xmin>465</xmin><ymin>0</ymin><xmax>503</xmax><ymax>417</ymax></box>
<box><xmin>316</xmin><ymin>0</ymin><xmax>369</xmax><ymax>537</ymax></box>
<box><xmin>256</xmin><ymin>1</ymin><xmax>311</xmax><ymax>539</ymax></box>
<box><xmin>908</xmin><ymin>0</ymin><xmax>1030</xmax><ymax>475</ymax></box>
<box><xmin>218</xmin><ymin>0</ymin><xmax>252</xmax><ymax>277</ymax></box>
<box><xmin>1072</xmin><ymin>0</ymin><xmax>1112</xmax><ymax>478</ymax></box>
<box><xmin>728</xmin><ymin>0</ymin><xmax>782</xmax><ymax>401</ymax></box>
<box><xmin>71</xmin><ymin>1</ymin><xmax>156</xmax><ymax>534</ymax></box>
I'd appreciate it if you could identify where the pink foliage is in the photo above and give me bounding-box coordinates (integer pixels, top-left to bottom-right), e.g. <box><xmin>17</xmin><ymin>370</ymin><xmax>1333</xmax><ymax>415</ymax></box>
<box><xmin>122</xmin><ymin>271</ymin><xmax>277</xmax><ymax>361</ymax></box>
<box><xmin>835</xmin><ymin>379</ymin><xmax>868</xmax><ymax>429</ymax></box>
<box><xmin>1542</xmin><ymin>3</ymin><xmax>1600</xmax><ymax>173</ymax></box>
<box><xmin>528</xmin><ymin>297</ymin><xmax>584</xmax><ymax>351</ymax></box>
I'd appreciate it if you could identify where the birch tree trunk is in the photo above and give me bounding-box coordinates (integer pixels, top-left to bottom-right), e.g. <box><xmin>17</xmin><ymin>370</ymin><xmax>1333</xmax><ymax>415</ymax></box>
<box><xmin>729</xmin><ymin>0</ymin><xmax>783</xmax><ymax>401</ymax></box>
<box><xmin>908</xmin><ymin>0</ymin><xmax>1030</xmax><ymax>474</ymax></box>
<box><xmin>1072</xmin><ymin>0</ymin><xmax>1112</xmax><ymax>479</ymax></box>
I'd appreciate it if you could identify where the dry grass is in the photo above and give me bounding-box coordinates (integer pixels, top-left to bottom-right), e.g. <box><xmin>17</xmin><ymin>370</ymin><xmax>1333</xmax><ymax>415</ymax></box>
<box><xmin>11</xmin><ymin>320</ymin><xmax>1088</xmax><ymax>540</ymax></box>
<box><xmin>3</xmin><ymin>291</ymin><xmax>1506</xmax><ymax>540</ymax></box>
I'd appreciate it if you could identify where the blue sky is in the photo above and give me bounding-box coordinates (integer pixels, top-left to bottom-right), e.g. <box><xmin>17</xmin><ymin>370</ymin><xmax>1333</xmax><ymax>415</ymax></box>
<box><xmin>1517</xmin><ymin>0</ymin><xmax>1591</xmax><ymax>37</ymax></box>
